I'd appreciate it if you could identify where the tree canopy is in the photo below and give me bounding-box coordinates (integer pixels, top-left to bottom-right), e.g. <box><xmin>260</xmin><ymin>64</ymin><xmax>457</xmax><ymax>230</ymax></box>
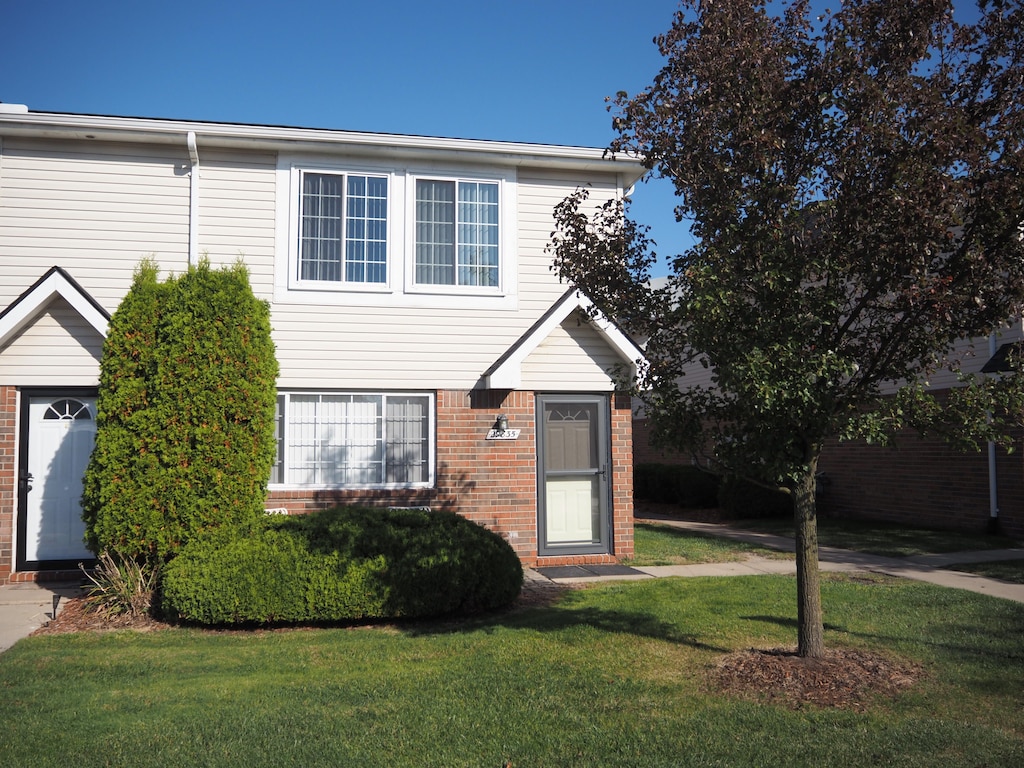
<box><xmin>550</xmin><ymin>0</ymin><xmax>1024</xmax><ymax>657</ymax></box>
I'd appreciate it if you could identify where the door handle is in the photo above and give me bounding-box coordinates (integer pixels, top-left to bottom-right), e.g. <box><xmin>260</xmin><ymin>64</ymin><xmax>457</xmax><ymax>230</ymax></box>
<box><xmin>19</xmin><ymin>471</ymin><xmax>33</xmax><ymax>493</ymax></box>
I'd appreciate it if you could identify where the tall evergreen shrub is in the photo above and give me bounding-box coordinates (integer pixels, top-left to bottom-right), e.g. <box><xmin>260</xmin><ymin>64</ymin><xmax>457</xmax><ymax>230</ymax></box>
<box><xmin>82</xmin><ymin>258</ymin><xmax>278</xmax><ymax>564</ymax></box>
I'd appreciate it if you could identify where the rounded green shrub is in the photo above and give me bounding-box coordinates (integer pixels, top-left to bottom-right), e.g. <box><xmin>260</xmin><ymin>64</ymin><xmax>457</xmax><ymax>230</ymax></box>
<box><xmin>634</xmin><ymin>463</ymin><xmax>720</xmax><ymax>508</ymax></box>
<box><xmin>161</xmin><ymin>507</ymin><xmax>524</xmax><ymax>625</ymax></box>
<box><xmin>716</xmin><ymin>476</ymin><xmax>793</xmax><ymax>519</ymax></box>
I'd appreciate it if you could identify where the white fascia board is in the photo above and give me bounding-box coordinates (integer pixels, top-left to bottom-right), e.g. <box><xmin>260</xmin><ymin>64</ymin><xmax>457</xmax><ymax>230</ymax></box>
<box><xmin>0</xmin><ymin>269</ymin><xmax>109</xmax><ymax>348</ymax></box>
<box><xmin>0</xmin><ymin>111</ymin><xmax>647</xmax><ymax>186</ymax></box>
<box><xmin>485</xmin><ymin>291</ymin><xmax>644</xmax><ymax>389</ymax></box>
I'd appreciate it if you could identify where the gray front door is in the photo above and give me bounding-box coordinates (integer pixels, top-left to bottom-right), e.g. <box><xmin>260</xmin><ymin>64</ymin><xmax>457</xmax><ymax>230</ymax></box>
<box><xmin>537</xmin><ymin>394</ymin><xmax>611</xmax><ymax>555</ymax></box>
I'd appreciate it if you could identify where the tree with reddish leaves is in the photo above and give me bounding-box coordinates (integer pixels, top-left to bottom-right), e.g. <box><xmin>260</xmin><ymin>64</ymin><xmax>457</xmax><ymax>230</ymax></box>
<box><xmin>551</xmin><ymin>0</ymin><xmax>1024</xmax><ymax>658</ymax></box>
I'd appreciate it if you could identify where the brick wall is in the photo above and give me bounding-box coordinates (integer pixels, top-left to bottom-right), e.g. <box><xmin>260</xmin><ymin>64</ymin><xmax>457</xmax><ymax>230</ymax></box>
<box><xmin>2</xmin><ymin>387</ymin><xmax>636</xmax><ymax>581</ymax></box>
<box><xmin>0</xmin><ymin>386</ymin><xmax>15</xmax><ymax>583</ymax></box>
<box><xmin>819</xmin><ymin>427</ymin><xmax>1023</xmax><ymax>538</ymax></box>
<box><xmin>634</xmin><ymin>407</ymin><xmax>1024</xmax><ymax>539</ymax></box>
<box><xmin>268</xmin><ymin>389</ymin><xmax>635</xmax><ymax>567</ymax></box>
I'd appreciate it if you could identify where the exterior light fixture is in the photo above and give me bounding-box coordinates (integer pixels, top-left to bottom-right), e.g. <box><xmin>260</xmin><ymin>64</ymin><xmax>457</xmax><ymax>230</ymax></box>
<box><xmin>496</xmin><ymin>414</ymin><xmax>509</xmax><ymax>432</ymax></box>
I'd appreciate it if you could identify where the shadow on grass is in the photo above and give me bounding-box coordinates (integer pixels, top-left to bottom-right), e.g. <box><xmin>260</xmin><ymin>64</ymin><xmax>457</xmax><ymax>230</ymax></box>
<box><xmin>401</xmin><ymin>595</ymin><xmax>732</xmax><ymax>653</ymax></box>
<box><xmin>742</xmin><ymin>613</ymin><xmax>1024</xmax><ymax>665</ymax></box>
<box><xmin>741</xmin><ymin>615</ymin><xmax>847</xmax><ymax>633</ymax></box>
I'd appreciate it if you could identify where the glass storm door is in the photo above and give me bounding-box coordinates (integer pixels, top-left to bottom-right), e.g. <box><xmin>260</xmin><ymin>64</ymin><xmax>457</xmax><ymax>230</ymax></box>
<box><xmin>19</xmin><ymin>395</ymin><xmax>96</xmax><ymax>567</ymax></box>
<box><xmin>538</xmin><ymin>395</ymin><xmax>610</xmax><ymax>555</ymax></box>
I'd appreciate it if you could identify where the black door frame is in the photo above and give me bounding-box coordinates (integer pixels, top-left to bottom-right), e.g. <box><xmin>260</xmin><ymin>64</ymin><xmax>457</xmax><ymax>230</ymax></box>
<box><xmin>16</xmin><ymin>386</ymin><xmax>98</xmax><ymax>572</ymax></box>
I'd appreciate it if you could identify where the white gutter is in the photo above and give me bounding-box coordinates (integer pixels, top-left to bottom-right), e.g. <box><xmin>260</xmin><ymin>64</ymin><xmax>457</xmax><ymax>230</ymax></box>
<box><xmin>0</xmin><ymin>110</ymin><xmax>647</xmax><ymax>186</ymax></box>
<box><xmin>987</xmin><ymin>332</ymin><xmax>1000</xmax><ymax>531</ymax></box>
<box><xmin>187</xmin><ymin>131</ymin><xmax>199</xmax><ymax>265</ymax></box>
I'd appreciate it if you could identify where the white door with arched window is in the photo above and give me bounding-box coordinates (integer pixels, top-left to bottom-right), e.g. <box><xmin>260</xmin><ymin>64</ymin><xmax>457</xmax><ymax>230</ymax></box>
<box><xmin>19</xmin><ymin>394</ymin><xmax>97</xmax><ymax>567</ymax></box>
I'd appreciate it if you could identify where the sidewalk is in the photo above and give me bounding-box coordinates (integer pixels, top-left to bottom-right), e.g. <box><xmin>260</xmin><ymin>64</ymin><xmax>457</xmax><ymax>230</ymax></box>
<box><xmin>3</xmin><ymin>519</ymin><xmax>1022</xmax><ymax>654</ymax></box>
<box><xmin>535</xmin><ymin>515</ymin><xmax>1024</xmax><ymax>604</ymax></box>
<box><xmin>0</xmin><ymin>582</ymin><xmax>84</xmax><ymax>653</ymax></box>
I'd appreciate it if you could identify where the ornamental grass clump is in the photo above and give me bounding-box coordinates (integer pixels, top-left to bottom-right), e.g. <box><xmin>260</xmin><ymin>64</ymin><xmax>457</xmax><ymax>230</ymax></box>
<box><xmin>161</xmin><ymin>506</ymin><xmax>524</xmax><ymax>626</ymax></box>
<box><xmin>80</xmin><ymin>549</ymin><xmax>159</xmax><ymax>619</ymax></box>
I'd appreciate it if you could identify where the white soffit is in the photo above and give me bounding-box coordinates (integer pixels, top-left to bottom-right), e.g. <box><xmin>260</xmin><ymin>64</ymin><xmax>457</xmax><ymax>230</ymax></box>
<box><xmin>484</xmin><ymin>289</ymin><xmax>644</xmax><ymax>389</ymax></box>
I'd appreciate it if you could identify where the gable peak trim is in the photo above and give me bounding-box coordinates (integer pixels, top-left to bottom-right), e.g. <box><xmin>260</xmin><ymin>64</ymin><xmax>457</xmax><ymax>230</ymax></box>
<box><xmin>0</xmin><ymin>266</ymin><xmax>110</xmax><ymax>349</ymax></box>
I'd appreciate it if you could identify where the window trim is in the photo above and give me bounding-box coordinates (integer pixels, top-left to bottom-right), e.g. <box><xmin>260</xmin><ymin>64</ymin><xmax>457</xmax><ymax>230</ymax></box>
<box><xmin>275</xmin><ymin>156</ymin><xmax>519</xmax><ymax>310</ymax></box>
<box><xmin>286</xmin><ymin>162</ymin><xmax>397</xmax><ymax>294</ymax></box>
<box><xmin>404</xmin><ymin>168</ymin><xmax>517</xmax><ymax>298</ymax></box>
<box><xmin>270</xmin><ymin>390</ymin><xmax>435</xmax><ymax>490</ymax></box>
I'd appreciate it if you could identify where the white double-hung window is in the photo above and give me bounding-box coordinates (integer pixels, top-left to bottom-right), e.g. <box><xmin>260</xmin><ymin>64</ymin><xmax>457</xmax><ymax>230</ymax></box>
<box><xmin>271</xmin><ymin>392</ymin><xmax>433</xmax><ymax>488</ymax></box>
<box><xmin>414</xmin><ymin>178</ymin><xmax>500</xmax><ymax>288</ymax></box>
<box><xmin>298</xmin><ymin>171</ymin><xmax>388</xmax><ymax>285</ymax></box>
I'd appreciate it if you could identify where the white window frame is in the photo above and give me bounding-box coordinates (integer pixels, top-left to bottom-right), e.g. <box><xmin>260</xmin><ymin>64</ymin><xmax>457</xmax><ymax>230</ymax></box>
<box><xmin>284</xmin><ymin>161</ymin><xmax>397</xmax><ymax>294</ymax></box>
<box><xmin>270</xmin><ymin>391</ymin><xmax>435</xmax><ymax>490</ymax></box>
<box><xmin>275</xmin><ymin>155</ymin><xmax>518</xmax><ymax>310</ymax></box>
<box><xmin>405</xmin><ymin>169</ymin><xmax>517</xmax><ymax>298</ymax></box>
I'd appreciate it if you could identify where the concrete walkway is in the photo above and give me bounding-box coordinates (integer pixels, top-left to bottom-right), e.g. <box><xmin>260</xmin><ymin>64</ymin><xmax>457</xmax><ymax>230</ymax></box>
<box><xmin>536</xmin><ymin>516</ymin><xmax>1024</xmax><ymax>604</ymax></box>
<box><xmin>0</xmin><ymin>581</ymin><xmax>84</xmax><ymax>653</ymax></box>
<box><xmin>2</xmin><ymin>518</ymin><xmax>1022</xmax><ymax>654</ymax></box>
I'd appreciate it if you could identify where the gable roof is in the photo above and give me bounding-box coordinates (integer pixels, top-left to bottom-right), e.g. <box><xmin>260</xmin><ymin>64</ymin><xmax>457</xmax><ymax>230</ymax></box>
<box><xmin>0</xmin><ymin>266</ymin><xmax>110</xmax><ymax>348</ymax></box>
<box><xmin>483</xmin><ymin>288</ymin><xmax>644</xmax><ymax>389</ymax></box>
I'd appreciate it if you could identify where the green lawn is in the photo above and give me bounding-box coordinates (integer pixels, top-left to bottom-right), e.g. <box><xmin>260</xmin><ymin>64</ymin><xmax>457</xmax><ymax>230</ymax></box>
<box><xmin>949</xmin><ymin>559</ymin><xmax>1024</xmax><ymax>584</ymax></box>
<box><xmin>628</xmin><ymin>522</ymin><xmax>793</xmax><ymax>566</ymax></box>
<box><xmin>1</xmin><ymin>575</ymin><xmax>1022</xmax><ymax>766</ymax></box>
<box><xmin>728</xmin><ymin>517</ymin><xmax>1023</xmax><ymax>558</ymax></box>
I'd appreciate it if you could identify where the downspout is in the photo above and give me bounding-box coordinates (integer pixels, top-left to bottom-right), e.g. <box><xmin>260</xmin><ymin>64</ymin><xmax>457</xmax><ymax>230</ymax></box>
<box><xmin>987</xmin><ymin>332</ymin><xmax>1000</xmax><ymax>533</ymax></box>
<box><xmin>187</xmin><ymin>131</ymin><xmax>200</xmax><ymax>265</ymax></box>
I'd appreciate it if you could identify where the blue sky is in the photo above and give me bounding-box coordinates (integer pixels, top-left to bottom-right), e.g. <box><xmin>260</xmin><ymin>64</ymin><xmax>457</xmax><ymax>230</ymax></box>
<box><xmin>1</xmin><ymin>0</ymin><xmax>690</xmax><ymax>274</ymax></box>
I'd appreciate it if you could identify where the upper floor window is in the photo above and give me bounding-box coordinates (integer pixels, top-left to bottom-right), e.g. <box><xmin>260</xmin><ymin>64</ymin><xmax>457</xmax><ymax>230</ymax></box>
<box><xmin>414</xmin><ymin>179</ymin><xmax>499</xmax><ymax>288</ymax></box>
<box><xmin>300</xmin><ymin>172</ymin><xmax>388</xmax><ymax>284</ymax></box>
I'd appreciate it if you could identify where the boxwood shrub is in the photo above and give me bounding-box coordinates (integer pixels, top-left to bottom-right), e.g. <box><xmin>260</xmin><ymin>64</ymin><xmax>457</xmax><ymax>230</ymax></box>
<box><xmin>161</xmin><ymin>506</ymin><xmax>524</xmax><ymax>625</ymax></box>
<box><xmin>634</xmin><ymin>463</ymin><xmax>720</xmax><ymax>508</ymax></box>
<box><xmin>716</xmin><ymin>476</ymin><xmax>793</xmax><ymax>519</ymax></box>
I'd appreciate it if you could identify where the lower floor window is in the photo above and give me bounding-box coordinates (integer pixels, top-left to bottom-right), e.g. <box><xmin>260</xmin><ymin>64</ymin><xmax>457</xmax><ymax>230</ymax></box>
<box><xmin>271</xmin><ymin>392</ymin><xmax>432</xmax><ymax>487</ymax></box>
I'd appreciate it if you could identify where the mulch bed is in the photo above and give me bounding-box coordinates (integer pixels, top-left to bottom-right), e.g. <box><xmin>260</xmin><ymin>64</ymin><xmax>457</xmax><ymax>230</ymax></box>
<box><xmin>31</xmin><ymin>596</ymin><xmax>170</xmax><ymax>636</ymax></box>
<box><xmin>712</xmin><ymin>647</ymin><xmax>922</xmax><ymax>710</ymax></box>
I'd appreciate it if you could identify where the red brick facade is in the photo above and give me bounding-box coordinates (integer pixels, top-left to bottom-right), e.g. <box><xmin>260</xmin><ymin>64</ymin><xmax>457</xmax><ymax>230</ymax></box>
<box><xmin>0</xmin><ymin>386</ymin><xmax>15</xmax><ymax>581</ymax></box>
<box><xmin>0</xmin><ymin>387</ymin><xmax>634</xmax><ymax>582</ymax></box>
<box><xmin>266</xmin><ymin>389</ymin><xmax>634</xmax><ymax>568</ymax></box>
<box><xmin>818</xmin><ymin>427</ymin><xmax>1023</xmax><ymax>538</ymax></box>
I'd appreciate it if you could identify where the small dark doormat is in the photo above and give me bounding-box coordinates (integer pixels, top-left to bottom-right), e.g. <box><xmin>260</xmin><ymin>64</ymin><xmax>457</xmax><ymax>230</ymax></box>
<box><xmin>535</xmin><ymin>564</ymin><xmax>645</xmax><ymax>580</ymax></box>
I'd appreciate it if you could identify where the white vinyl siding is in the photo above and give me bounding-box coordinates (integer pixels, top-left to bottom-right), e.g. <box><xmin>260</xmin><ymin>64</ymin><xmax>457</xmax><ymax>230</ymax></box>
<box><xmin>271</xmin><ymin>392</ymin><xmax>433</xmax><ymax>488</ymax></box>
<box><xmin>520</xmin><ymin>313</ymin><xmax>625</xmax><ymax>391</ymax></box>
<box><xmin>196</xmin><ymin>149</ymin><xmax>277</xmax><ymax>288</ymax></box>
<box><xmin>0</xmin><ymin>297</ymin><xmax>103</xmax><ymax>385</ymax></box>
<box><xmin>0</xmin><ymin>139</ymin><xmax>191</xmax><ymax>311</ymax></box>
<box><xmin>271</xmin><ymin>169</ymin><xmax>621</xmax><ymax>389</ymax></box>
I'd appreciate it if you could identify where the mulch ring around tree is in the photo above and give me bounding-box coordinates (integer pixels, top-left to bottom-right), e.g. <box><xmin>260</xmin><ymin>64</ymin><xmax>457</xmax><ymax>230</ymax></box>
<box><xmin>711</xmin><ymin>646</ymin><xmax>923</xmax><ymax>710</ymax></box>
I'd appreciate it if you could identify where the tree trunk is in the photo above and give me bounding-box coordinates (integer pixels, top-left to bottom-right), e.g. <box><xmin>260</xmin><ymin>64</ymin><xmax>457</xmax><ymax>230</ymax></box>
<box><xmin>793</xmin><ymin>452</ymin><xmax>824</xmax><ymax>658</ymax></box>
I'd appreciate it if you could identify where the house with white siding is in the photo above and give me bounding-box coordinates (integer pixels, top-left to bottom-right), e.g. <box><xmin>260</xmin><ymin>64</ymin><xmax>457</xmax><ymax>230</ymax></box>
<box><xmin>0</xmin><ymin>106</ymin><xmax>646</xmax><ymax>583</ymax></box>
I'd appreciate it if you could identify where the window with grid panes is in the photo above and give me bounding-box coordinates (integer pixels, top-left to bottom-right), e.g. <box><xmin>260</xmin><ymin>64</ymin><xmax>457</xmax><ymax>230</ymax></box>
<box><xmin>414</xmin><ymin>179</ymin><xmax>499</xmax><ymax>287</ymax></box>
<box><xmin>271</xmin><ymin>393</ymin><xmax>432</xmax><ymax>487</ymax></box>
<box><xmin>300</xmin><ymin>172</ymin><xmax>388</xmax><ymax>284</ymax></box>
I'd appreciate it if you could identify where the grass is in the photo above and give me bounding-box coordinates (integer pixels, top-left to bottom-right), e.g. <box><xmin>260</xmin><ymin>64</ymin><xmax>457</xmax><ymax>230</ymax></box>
<box><xmin>949</xmin><ymin>559</ymin><xmax>1024</xmax><ymax>584</ymax></box>
<box><xmin>728</xmin><ymin>517</ymin><xmax>1023</xmax><ymax>558</ymax></box>
<box><xmin>1</xmin><ymin>575</ymin><xmax>1023</xmax><ymax>767</ymax></box>
<box><xmin>628</xmin><ymin>522</ymin><xmax>792</xmax><ymax>566</ymax></box>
